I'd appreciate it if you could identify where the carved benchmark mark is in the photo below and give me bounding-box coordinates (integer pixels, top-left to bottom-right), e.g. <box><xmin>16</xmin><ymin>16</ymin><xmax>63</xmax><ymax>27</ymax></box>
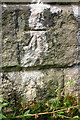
<box><xmin>27</xmin><ymin>35</ymin><xmax>34</xmax><ymax>46</ymax></box>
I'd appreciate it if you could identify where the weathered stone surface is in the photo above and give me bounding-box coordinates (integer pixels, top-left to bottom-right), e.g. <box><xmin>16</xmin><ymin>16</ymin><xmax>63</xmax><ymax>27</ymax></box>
<box><xmin>2</xmin><ymin>5</ymin><xmax>78</xmax><ymax>67</ymax></box>
<box><xmin>64</xmin><ymin>67</ymin><xmax>80</xmax><ymax>98</ymax></box>
<box><xmin>2</xmin><ymin>28</ymin><xmax>77</xmax><ymax>67</ymax></box>
<box><xmin>2</xmin><ymin>39</ymin><xmax>19</xmax><ymax>67</ymax></box>
<box><xmin>1</xmin><ymin>69</ymin><xmax>63</xmax><ymax>102</ymax></box>
<box><xmin>77</xmin><ymin>46</ymin><xmax>80</xmax><ymax>64</ymax></box>
<box><xmin>1</xmin><ymin>3</ymin><xmax>80</xmax><ymax>105</ymax></box>
<box><xmin>2</xmin><ymin>5</ymin><xmax>78</xmax><ymax>33</ymax></box>
<box><xmin>2</xmin><ymin>4</ymin><xmax>62</xmax><ymax>30</ymax></box>
<box><xmin>19</xmin><ymin>31</ymin><xmax>77</xmax><ymax>67</ymax></box>
<box><xmin>2</xmin><ymin>5</ymin><xmax>31</xmax><ymax>32</ymax></box>
<box><xmin>2</xmin><ymin>5</ymin><xmax>30</xmax><ymax>67</ymax></box>
<box><xmin>28</xmin><ymin>4</ymin><xmax>62</xmax><ymax>29</ymax></box>
<box><xmin>2</xmin><ymin>4</ymin><xmax>78</xmax><ymax>32</ymax></box>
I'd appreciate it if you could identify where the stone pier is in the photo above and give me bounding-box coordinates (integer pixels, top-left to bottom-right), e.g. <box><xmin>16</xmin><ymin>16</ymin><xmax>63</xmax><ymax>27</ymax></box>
<box><xmin>0</xmin><ymin>3</ymin><xmax>80</xmax><ymax>104</ymax></box>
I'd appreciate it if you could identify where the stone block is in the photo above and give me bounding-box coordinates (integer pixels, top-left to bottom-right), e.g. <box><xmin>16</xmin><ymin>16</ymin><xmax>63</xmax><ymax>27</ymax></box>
<box><xmin>2</xmin><ymin>5</ymin><xmax>78</xmax><ymax>67</ymax></box>
<box><xmin>19</xmin><ymin>31</ymin><xmax>77</xmax><ymax>67</ymax></box>
<box><xmin>2</xmin><ymin>29</ymin><xmax>77</xmax><ymax>67</ymax></box>
<box><xmin>1</xmin><ymin>69</ymin><xmax>63</xmax><ymax>102</ymax></box>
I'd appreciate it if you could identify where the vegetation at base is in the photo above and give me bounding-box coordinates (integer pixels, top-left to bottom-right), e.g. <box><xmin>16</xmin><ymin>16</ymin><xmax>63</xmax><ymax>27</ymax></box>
<box><xmin>0</xmin><ymin>80</ymin><xmax>80</xmax><ymax>119</ymax></box>
<box><xmin>0</xmin><ymin>94</ymin><xmax>80</xmax><ymax>120</ymax></box>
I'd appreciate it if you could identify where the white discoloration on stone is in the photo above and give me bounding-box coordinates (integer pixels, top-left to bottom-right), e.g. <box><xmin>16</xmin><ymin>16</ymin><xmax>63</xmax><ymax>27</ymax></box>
<box><xmin>29</xmin><ymin>3</ymin><xmax>49</xmax><ymax>29</ymax></box>
<box><xmin>1</xmin><ymin>69</ymin><xmax>64</xmax><ymax>102</ymax></box>
<box><xmin>25</xmin><ymin>88</ymin><xmax>36</xmax><ymax>101</ymax></box>
<box><xmin>21</xmin><ymin>31</ymin><xmax>48</xmax><ymax>67</ymax></box>
<box><xmin>20</xmin><ymin>71</ymin><xmax>45</xmax><ymax>100</ymax></box>
<box><xmin>21</xmin><ymin>71</ymin><xmax>44</xmax><ymax>83</ymax></box>
<box><xmin>72</xmin><ymin>5</ymin><xmax>78</xmax><ymax>17</ymax></box>
<box><xmin>50</xmin><ymin>6</ymin><xmax>62</xmax><ymax>14</ymax></box>
<box><xmin>2</xmin><ymin>4</ymin><xmax>7</xmax><ymax>8</ymax></box>
<box><xmin>29</xmin><ymin>3</ymin><xmax>62</xmax><ymax>29</ymax></box>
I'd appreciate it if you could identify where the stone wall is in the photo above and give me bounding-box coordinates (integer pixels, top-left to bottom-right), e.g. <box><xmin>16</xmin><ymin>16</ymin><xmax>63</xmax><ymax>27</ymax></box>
<box><xmin>0</xmin><ymin>3</ymin><xmax>80</xmax><ymax>104</ymax></box>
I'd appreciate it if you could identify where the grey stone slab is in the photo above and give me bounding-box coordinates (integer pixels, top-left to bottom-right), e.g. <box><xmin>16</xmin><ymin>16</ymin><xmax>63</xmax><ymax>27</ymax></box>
<box><xmin>0</xmin><ymin>69</ymin><xmax>63</xmax><ymax>103</ymax></box>
<box><xmin>19</xmin><ymin>31</ymin><xmax>77</xmax><ymax>67</ymax></box>
<box><xmin>2</xmin><ymin>5</ymin><xmax>78</xmax><ymax>67</ymax></box>
<box><xmin>1</xmin><ymin>67</ymin><xmax>80</xmax><ymax>104</ymax></box>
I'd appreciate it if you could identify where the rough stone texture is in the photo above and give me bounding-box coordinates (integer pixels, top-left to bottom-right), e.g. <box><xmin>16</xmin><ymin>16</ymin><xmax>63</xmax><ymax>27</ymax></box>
<box><xmin>1</xmin><ymin>4</ymin><xmax>80</xmax><ymax>104</ymax></box>
<box><xmin>1</xmin><ymin>67</ymin><xmax>80</xmax><ymax>103</ymax></box>
<box><xmin>64</xmin><ymin>67</ymin><xmax>80</xmax><ymax>98</ymax></box>
<box><xmin>17</xmin><ymin>31</ymin><xmax>77</xmax><ymax>67</ymax></box>
<box><xmin>1</xmin><ymin>69</ymin><xmax>63</xmax><ymax>102</ymax></box>
<box><xmin>2</xmin><ymin>5</ymin><xmax>31</xmax><ymax>67</ymax></box>
<box><xmin>2</xmin><ymin>5</ymin><xmax>78</xmax><ymax>67</ymax></box>
<box><xmin>28</xmin><ymin>4</ymin><xmax>62</xmax><ymax>29</ymax></box>
<box><xmin>2</xmin><ymin>41</ymin><xmax>19</xmax><ymax>67</ymax></box>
